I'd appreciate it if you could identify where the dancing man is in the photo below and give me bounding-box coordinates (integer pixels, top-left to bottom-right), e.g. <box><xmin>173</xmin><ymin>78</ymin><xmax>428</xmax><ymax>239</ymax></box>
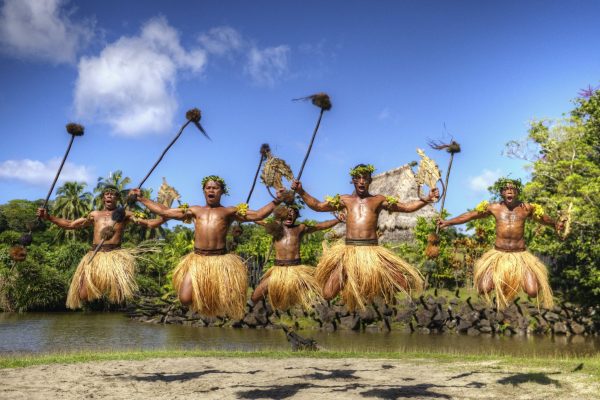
<box><xmin>37</xmin><ymin>185</ymin><xmax>166</xmax><ymax>309</ymax></box>
<box><xmin>130</xmin><ymin>175</ymin><xmax>283</xmax><ymax>319</ymax></box>
<box><xmin>438</xmin><ymin>178</ymin><xmax>563</xmax><ymax>309</ymax></box>
<box><xmin>292</xmin><ymin>164</ymin><xmax>438</xmax><ymax>310</ymax></box>
<box><xmin>251</xmin><ymin>203</ymin><xmax>342</xmax><ymax>311</ymax></box>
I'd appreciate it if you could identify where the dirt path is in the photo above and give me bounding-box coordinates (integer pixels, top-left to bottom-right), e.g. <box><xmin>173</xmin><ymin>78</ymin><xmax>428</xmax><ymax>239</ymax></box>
<box><xmin>0</xmin><ymin>357</ymin><xmax>597</xmax><ymax>399</ymax></box>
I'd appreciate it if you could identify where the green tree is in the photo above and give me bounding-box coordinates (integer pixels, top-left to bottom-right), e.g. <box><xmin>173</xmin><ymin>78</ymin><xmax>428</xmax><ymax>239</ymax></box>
<box><xmin>0</xmin><ymin>199</ymin><xmax>39</xmax><ymax>232</ymax></box>
<box><xmin>0</xmin><ymin>244</ymin><xmax>69</xmax><ymax>311</ymax></box>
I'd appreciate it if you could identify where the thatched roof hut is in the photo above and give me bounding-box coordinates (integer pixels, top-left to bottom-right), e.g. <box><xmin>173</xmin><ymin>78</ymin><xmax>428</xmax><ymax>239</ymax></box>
<box><xmin>329</xmin><ymin>164</ymin><xmax>437</xmax><ymax>243</ymax></box>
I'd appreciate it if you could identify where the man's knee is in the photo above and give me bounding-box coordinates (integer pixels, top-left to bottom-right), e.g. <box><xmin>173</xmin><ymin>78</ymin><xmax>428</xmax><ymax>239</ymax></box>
<box><xmin>477</xmin><ymin>280</ymin><xmax>493</xmax><ymax>295</ymax></box>
<box><xmin>322</xmin><ymin>287</ymin><xmax>337</xmax><ymax>301</ymax></box>
<box><xmin>178</xmin><ymin>273</ymin><xmax>194</xmax><ymax>305</ymax></box>
<box><xmin>323</xmin><ymin>279</ymin><xmax>341</xmax><ymax>300</ymax></box>
<box><xmin>179</xmin><ymin>291</ymin><xmax>193</xmax><ymax>305</ymax></box>
<box><xmin>523</xmin><ymin>276</ymin><xmax>539</xmax><ymax>298</ymax></box>
<box><xmin>251</xmin><ymin>289</ymin><xmax>265</xmax><ymax>303</ymax></box>
<box><xmin>78</xmin><ymin>282</ymin><xmax>88</xmax><ymax>300</ymax></box>
<box><xmin>477</xmin><ymin>271</ymin><xmax>494</xmax><ymax>294</ymax></box>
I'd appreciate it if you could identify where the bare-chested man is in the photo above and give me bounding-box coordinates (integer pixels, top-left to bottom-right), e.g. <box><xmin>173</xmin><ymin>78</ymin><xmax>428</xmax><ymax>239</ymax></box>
<box><xmin>37</xmin><ymin>185</ymin><xmax>166</xmax><ymax>309</ymax></box>
<box><xmin>130</xmin><ymin>175</ymin><xmax>283</xmax><ymax>319</ymax></box>
<box><xmin>250</xmin><ymin>204</ymin><xmax>342</xmax><ymax>311</ymax></box>
<box><xmin>438</xmin><ymin>178</ymin><xmax>563</xmax><ymax>309</ymax></box>
<box><xmin>292</xmin><ymin>164</ymin><xmax>439</xmax><ymax>311</ymax></box>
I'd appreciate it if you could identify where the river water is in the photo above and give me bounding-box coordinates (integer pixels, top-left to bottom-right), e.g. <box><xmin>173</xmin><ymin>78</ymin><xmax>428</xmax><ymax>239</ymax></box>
<box><xmin>1</xmin><ymin>312</ymin><xmax>599</xmax><ymax>357</ymax></box>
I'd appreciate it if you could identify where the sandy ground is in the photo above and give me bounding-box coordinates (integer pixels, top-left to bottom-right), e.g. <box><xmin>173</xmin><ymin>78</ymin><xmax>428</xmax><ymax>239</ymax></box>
<box><xmin>0</xmin><ymin>357</ymin><xmax>598</xmax><ymax>400</ymax></box>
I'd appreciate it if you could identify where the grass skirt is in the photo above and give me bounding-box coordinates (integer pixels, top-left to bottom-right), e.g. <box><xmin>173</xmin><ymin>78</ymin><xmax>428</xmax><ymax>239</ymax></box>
<box><xmin>474</xmin><ymin>248</ymin><xmax>553</xmax><ymax>309</ymax></box>
<box><xmin>66</xmin><ymin>249</ymin><xmax>137</xmax><ymax>309</ymax></box>
<box><xmin>261</xmin><ymin>265</ymin><xmax>322</xmax><ymax>311</ymax></box>
<box><xmin>315</xmin><ymin>243</ymin><xmax>424</xmax><ymax>311</ymax></box>
<box><xmin>172</xmin><ymin>253</ymin><xmax>248</xmax><ymax>319</ymax></box>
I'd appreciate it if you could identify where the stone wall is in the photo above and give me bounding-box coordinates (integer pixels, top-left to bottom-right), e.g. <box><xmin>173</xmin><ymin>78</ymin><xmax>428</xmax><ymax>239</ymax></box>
<box><xmin>127</xmin><ymin>293</ymin><xmax>599</xmax><ymax>337</ymax></box>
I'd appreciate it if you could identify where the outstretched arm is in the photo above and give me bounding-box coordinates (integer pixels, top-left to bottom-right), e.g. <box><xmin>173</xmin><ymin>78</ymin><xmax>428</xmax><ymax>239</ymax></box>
<box><xmin>438</xmin><ymin>209</ymin><xmax>490</xmax><ymax>228</ymax></box>
<box><xmin>127</xmin><ymin>211</ymin><xmax>168</xmax><ymax>229</ymax></box>
<box><xmin>529</xmin><ymin>203</ymin><xmax>562</xmax><ymax>232</ymax></box>
<box><xmin>291</xmin><ymin>180</ymin><xmax>339</xmax><ymax>212</ymax></box>
<box><xmin>237</xmin><ymin>200</ymin><xmax>281</xmax><ymax>222</ymax></box>
<box><xmin>253</xmin><ymin>220</ymin><xmax>267</xmax><ymax>227</ymax></box>
<box><xmin>305</xmin><ymin>218</ymin><xmax>340</xmax><ymax>234</ymax></box>
<box><xmin>37</xmin><ymin>208</ymin><xmax>92</xmax><ymax>230</ymax></box>
<box><xmin>130</xmin><ymin>189</ymin><xmax>190</xmax><ymax>221</ymax></box>
<box><xmin>383</xmin><ymin>188</ymin><xmax>439</xmax><ymax>213</ymax></box>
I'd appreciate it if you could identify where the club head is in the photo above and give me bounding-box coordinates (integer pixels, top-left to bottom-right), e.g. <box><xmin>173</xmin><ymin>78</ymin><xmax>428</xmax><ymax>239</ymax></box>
<box><xmin>193</xmin><ymin>121</ymin><xmax>211</xmax><ymax>140</ymax></box>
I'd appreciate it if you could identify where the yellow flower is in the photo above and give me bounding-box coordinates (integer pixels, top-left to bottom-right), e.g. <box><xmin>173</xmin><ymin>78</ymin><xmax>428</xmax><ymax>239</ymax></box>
<box><xmin>475</xmin><ymin>200</ymin><xmax>489</xmax><ymax>213</ymax></box>
<box><xmin>178</xmin><ymin>203</ymin><xmax>193</xmax><ymax>223</ymax></box>
<box><xmin>133</xmin><ymin>211</ymin><xmax>146</xmax><ymax>219</ymax></box>
<box><xmin>385</xmin><ymin>195</ymin><xmax>398</xmax><ymax>205</ymax></box>
<box><xmin>530</xmin><ymin>203</ymin><xmax>545</xmax><ymax>219</ymax></box>
<box><xmin>236</xmin><ymin>203</ymin><xmax>249</xmax><ymax>217</ymax></box>
<box><xmin>325</xmin><ymin>194</ymin><xmax>342</xmax><ymax>210</ymax></box>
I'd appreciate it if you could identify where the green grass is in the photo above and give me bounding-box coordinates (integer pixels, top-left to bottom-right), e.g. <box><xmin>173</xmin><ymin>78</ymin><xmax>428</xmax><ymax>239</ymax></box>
<box><xmin>2</xmin><ymin>348</ymin><xmax>598</xmax><ymax>377</ymax></box>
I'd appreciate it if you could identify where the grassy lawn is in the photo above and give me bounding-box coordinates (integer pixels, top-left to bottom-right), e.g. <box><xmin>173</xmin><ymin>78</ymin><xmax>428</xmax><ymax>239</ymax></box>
<box><xmin>2</xmin><ymin>348</ymin><xmax>598</xmax><ymax>378</ymax></box>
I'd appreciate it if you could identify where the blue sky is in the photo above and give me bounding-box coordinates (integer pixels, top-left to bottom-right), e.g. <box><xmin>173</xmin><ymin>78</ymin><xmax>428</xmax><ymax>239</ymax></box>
<box><xmin>0</xmin><ymin>0</ymin><xmax>599</xmax><ymax>221</ymax></box>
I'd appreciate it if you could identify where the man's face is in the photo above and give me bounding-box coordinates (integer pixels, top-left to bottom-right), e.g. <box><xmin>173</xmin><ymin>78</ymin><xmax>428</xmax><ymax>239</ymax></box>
<box><xmin>352</xmin><ymin>174</ymin><xmax>371</xmax><ymax>197</ymax></box>
<box><xmin>203</xmin><ymin>181</ymin><xmax>223</xmax><ymax>206</ymax></box>
<box><xmin>501</xmin><ymin>187</ymin><xmax>519</xmax><ymax>205</ymax></box>
<box><xmin>102</xmin><ymin>191</ymin><xmax>118</xmax><ymax>210</ymax></box>
<box><xmin>284</xmin><ymin>208</ymin><xmax>298</xmax><ymax>227</ymax></box>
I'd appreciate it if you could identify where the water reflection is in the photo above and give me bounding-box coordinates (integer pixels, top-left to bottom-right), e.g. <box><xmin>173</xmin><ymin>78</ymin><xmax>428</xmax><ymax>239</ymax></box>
<box><xmin>1</xmin><ymin>312</ymin><xmax>598</xmax><ymax>357</ymax></box>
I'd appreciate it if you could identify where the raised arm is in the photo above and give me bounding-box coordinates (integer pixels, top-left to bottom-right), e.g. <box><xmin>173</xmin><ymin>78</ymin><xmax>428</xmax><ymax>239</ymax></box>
<box><xmin>383</xmin><ymin>188</ymin><xmax>439</xmax><ymax>213</ymax></box>
<box><xmin>130</xmin><ymin>189</ymin><xmax>190</xmax><ymax>221</ymax></box>
<box><xmin>237</xmin><ymin>199</ymin><xmax>281</xmax><ymax>222</ymax></box>
<box><xmin>37</xmin><ymin>208</ymin><xmax>93</xmax><ymax>230</ymax></box>
<box><xmin>438</xmin><ymin>201</ymin><xmax>491</xmax><ymax>229</ymax></box>
<box><xmin>291</xmin><ymin>180</ymin><xmax>338</xmax><ymax>212</ymax></box>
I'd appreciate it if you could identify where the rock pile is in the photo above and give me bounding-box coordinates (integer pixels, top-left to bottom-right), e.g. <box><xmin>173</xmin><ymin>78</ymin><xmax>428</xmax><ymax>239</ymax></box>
<box><xmin>127</xmin><ymin>293</ymin><xmax>599</xmax><ymax>336</ymax></box>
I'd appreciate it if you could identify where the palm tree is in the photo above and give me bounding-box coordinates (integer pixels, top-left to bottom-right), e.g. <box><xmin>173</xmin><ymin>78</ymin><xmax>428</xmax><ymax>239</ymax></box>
<box><xmin>94</xmin><ymin>170</ymin><xmax>132</xmax><ymax>209</ymax></box>
<box><xmin>52</xmin><ymin>181</ymin><xmax>93</xmax><ymax>241</ymax></box>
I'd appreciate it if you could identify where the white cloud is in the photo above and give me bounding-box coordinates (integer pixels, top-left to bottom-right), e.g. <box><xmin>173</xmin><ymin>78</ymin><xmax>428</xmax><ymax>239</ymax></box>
<box><xmin>74</xmin><ymin>17</ymin><xmax>206</xmax><ymax>137</ymax></box>
<box><xmin>198</xmin><ymin>26</ymin><xmax>243</xmax><ymax>56</ymax></box>
<box><xmin>468</xmin><ymin>169</ymin><xmax>502</xmax><ymax>192</ymax></box>
<box><xmin>0</xmin><ymin>158</ymin><xmax>93</xmax><ymax>186</ymax></box>
<box><xmin>245</xmin><ymin>45</ymin><xmax>290</xmax><ymax>86</ymax></box>
<box><xmin>199</xmin><ymin>26</ymin><xmax>290</xmax><ymax>86</ymax></box>
<box><xmin>0</xmin><ymin>0</ymin><xmax>93</xmax><ymax>64</ymax></box>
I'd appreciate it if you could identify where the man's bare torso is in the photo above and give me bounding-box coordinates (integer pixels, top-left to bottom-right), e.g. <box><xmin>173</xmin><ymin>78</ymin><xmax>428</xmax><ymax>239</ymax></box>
<box><xmin>191</xmin><ymin>205</ymin><xmax>234</xmax><ymax>249</ymax></box>
<box><xmin>489</xmin><ymin>202</ymin><xmax>531</xmax><ymax>250</ymax></box>
<box><xmin>341</xmin><ymin>194</ymin><xmax>385</xmax><ymax>240</ymax></box>
<box><xmin>91</xmin><ymin>210</ymin><xmax>126</xmax><ymax>245</ymax></box>
<box><xmin>273</xmin><ymin>225</ymin><xmax>304</xmax><ymax>260</ymax></box>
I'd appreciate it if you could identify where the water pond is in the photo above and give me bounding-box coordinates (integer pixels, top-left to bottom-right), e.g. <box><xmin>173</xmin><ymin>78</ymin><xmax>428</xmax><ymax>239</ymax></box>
<box><xmin>1</xmin><ymin>312</ymin><xmax>598</xmax><ymax>357</ymax></box>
